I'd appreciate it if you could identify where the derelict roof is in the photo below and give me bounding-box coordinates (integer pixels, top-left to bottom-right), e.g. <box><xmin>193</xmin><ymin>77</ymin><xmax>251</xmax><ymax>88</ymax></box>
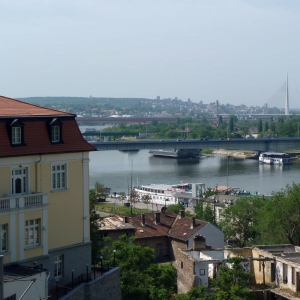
<box><xmin>0</xmin><ymin>95</ymin><xmax>73</xmax><ymax>117</ymax></box>
<box><xmin>128</xmin><ymin>213</ymin><xmax>177</xmax><ymax>238</ymax></box>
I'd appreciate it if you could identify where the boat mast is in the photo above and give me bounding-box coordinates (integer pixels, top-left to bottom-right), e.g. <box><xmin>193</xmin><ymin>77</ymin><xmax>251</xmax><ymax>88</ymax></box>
<box><xmin>285</xmin><ymin>72</ymin><xmax>290</xmax><ymax>115</ymax></box>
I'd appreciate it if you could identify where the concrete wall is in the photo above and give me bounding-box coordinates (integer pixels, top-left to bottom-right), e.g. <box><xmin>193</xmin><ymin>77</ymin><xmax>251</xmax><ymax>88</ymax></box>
<box><xmin>61</xmin><ymin>268</ymin><xmax>121</xmax><ymax>300</ymax></box>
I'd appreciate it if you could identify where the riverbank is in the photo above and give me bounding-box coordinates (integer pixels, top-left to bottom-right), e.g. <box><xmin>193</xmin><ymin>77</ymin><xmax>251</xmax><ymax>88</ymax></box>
<box><xmin>212</xmin><ymin>149</ymin><xmax>257</xmax><ymax>159</ymax></box>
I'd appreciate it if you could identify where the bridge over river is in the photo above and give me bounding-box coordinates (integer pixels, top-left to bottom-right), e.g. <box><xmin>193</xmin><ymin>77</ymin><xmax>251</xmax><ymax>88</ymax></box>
<box><xmin>90</xmin><ymin>138</ymin><xmax>300</xmax><ymax>152</ymax></box>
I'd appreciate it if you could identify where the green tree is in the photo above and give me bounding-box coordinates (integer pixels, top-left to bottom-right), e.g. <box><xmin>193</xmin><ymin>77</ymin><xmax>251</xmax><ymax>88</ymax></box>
<box><xmin>257</xmin><ymin>183</ymin><xmax>300</xmax><ymax>245</ymax></box>
<box><xmin>258</xmin><ymin>119</ymin><xmax>262</xmax><ymax>133</ymax></box>
<box><xmin>229</xmin><ymin>115</ymin><xmax>235</xmax><ymax>132</ymax></box>
<box><xmin>212</xmin><ymin>257</ymin><xmax>253</xmax><ymax>300</ymax></box>
<box><xmin>166</xmin><ymin>203</ymin><xmax>185</xmax><ymax>214</ymax></box>
<box><xmin>218</xmin><ymin>197</ymin><xmax>264</xmax><ymax>247</ymax></box>
<box><xmin>194</xmin><ymin>201</ymin><xmax>216</xmax><ymax>224</ymax></box>
<box><xmin>175</xmin><ymin>286</ymin><xmax>209</xmax><ymax>300</ymax></box>
<box><xmin>89</xmin><ymin>188</ymin><xmax>100</xmax><ymax>265</ymax></box>
<box><xmin>105</xmin><ymin>235</ymin><xmax>177</xmax><ymax>300</ymax></box>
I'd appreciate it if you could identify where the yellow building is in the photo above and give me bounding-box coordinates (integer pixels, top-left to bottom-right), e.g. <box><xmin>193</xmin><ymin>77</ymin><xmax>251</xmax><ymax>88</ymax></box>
<box><xmin>0</xmin><ymin>95</ymin><xmax>96</xmax><ymax>295</ymax></box>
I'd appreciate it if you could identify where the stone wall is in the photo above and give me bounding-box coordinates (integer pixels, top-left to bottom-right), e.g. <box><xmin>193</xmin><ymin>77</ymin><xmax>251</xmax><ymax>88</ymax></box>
<box><xmin>60</xmin><ymin>268</ymin><xmax>121</xmax><ymax>300</ymax></box>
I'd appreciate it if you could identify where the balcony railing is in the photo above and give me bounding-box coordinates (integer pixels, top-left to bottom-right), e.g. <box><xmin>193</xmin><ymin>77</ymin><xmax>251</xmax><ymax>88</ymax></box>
<box><xmin>0</xmin><ymin>193</ymin><xmax>47</xmax><ymax>211</ymax></box>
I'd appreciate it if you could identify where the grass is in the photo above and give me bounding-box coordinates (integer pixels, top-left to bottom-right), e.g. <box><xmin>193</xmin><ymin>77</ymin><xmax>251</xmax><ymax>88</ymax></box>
<box><xmin>97</xmin><ymin>203</ymin><xmax>151</xmax><ymax>215</ymax></box>
<box><xmin>201</xmin><ymin>149</ymin><xmax>214</xmax><ymax>154</ymax></box>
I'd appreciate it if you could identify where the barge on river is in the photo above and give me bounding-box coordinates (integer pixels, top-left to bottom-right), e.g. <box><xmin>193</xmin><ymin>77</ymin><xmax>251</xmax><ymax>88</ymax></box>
<box><xmin>149</xmin><ymin>149</ymin><xmax>199</xmax><ymax>158</ymax></box>
<box><xmin>259</xmin><ymin>152</ymin><xmax>292</xmax><ymax>165</ymax></box>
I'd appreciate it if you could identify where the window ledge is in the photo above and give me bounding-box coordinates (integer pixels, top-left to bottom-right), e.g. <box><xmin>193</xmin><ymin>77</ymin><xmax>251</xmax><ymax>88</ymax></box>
<box><xmin>51</xmin><ymin>188</ymin><xmax>68</xmax><ymax>193</ymax></box>
<box><xmin>24</xmin><ymin>244</ymin><xmax>42</xmax><ymax>250</ymax></box>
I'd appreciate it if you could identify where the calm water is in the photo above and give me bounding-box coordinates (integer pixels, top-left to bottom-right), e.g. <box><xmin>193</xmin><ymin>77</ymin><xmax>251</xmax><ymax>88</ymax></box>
<box><xmin>89</xmin><ymin>150</ymin><xmax>300</xmax><ymax>195</ymax></box>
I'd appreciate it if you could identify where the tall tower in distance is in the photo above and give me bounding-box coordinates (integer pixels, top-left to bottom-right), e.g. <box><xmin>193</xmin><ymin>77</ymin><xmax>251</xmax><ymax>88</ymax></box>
<box><xmin>285</xmin><ymin>72</ymin><xmax>290</xmax><ymax>115</ymax></box>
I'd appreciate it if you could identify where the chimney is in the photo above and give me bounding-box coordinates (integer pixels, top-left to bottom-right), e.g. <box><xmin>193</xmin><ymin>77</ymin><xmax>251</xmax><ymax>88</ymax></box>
<box><xmin>141</xmin><ymin>213</ymin><xmax>146</xmax><ymax>226</ymax></box>
<box><xmin>124</xmin><ymin>216</ymin><xmax>128</xmax><ymax>223</ymax></box>
<box><xmin>179</xmin><ymin>210</ymin><xmax>185</xmax><ymax>218</ymax></box>
<box><xmin>190</xmin><ymin>217</ymin><xmax>196</xmax><ymax>229</ymax></box>
<box><xmin>155</xmin><ymin>212</ymin><xmax>160</xmax><ymax>225</ymax></box>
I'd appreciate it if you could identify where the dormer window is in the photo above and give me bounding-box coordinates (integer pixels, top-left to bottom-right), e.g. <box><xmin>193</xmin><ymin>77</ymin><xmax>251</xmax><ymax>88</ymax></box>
<box><xmin>48</xmin><ymin>118</ymin><xmax>63</xmax><ymax>144</ymax></box>
<box><xmin>7</xmin><ymin>119</ymin><xmax>25</xmax><ymax>146</ymax></box>
<box><xmin>52</xmin><ymin>125</ymin><xmax>60</xmax><ymax>142</ymax></box>
<box><xmin>12</xmin><ymin>126</ymin><xmax>21</xmax><ymax>144</ymax></box>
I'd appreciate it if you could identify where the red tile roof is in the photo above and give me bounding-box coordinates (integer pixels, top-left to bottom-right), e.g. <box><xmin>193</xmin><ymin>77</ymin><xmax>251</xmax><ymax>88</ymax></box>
<box><xmin>168</xmin><ymin>217</ymin><xmax>208</xmax><ymax>242</ymax></box>
<box><xmin>0</xmin><ymin>95</ymin><xmax>72</xmax><ymax>117</ymax></box>
<box><xmin>0</xmin><ymin>96</ymin><xmax>96</xmax><ymax>157</ymax></box>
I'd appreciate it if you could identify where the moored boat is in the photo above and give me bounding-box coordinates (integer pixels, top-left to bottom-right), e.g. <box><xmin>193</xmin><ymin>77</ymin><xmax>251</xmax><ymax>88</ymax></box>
<box><xmin>258</xmin><ymin>152</ymin><xmax>292</xmax><ymax>165</ymax></box>
<box><xmin>133</xmin><ymin>182</ymin><xmax>205</xmax><ymax>206</ymax></box>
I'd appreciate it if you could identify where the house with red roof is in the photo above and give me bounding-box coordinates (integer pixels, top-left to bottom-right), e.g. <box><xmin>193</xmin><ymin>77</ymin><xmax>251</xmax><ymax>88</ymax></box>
<box><xmin>0</xmin><ymin>95</ymin><xmax>96</xmax><ymax>299</ymax></box>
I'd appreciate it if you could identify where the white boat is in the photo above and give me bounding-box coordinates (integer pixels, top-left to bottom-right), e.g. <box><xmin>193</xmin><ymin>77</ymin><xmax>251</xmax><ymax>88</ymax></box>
<box><xmin>259</xmin><ymin>152</ymin><xmax>292</xmax><ymax>165</ymax></box>
<box><xmin>133</xmin><ymin>182</ymin><xmax>205</xmax><ymax>206</ymax></box>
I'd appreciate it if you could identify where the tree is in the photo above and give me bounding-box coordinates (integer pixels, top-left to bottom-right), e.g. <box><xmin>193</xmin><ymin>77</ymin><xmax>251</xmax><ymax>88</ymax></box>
<box><xmin>257</xmin><ymin>183</ymin><xmax>300</xmax><ymax>245</ymax></box>
<box><xmin>212</xmin><ymin>257</ymin><xmax>254</xmax><ymax>300</ymax></box>
<box><xmin>105</xmin><ymin>235</ymin><xmax>177</xmax><ymax>300</ymax></box>
<box><xmin>165</xmin><ymin>203</ymin><xmax>185</xmax><ymax>214</ymax></box>
<box><xmin>194</xmin><ymin>201</ymin><xmax>216</xmax><ymax>224</ymax></box>
<box><xmin>175</xmin><ymin>286</ymin><xmax>209</xmax><ymax>300</ymax></box>
<box><xmin>94</xmin><ymin>181</ymin><xmax>108</xmax><ymax>200</ymax></box>
<box><xmin>89</xmin><ymin>188</ymin><xmax>100</xmax><ymax>265</ymax></box>
<box><xmin>141</xmin><ymin>194</ymin><xmax>151</xmax><ymax>210</ymax></box>
<box><xmin>258</xmin><ymin>119</ymin><xmax>262</xmax><ymax>133</ymax></box>
<box><xmin>218</xmin><ymin>197</ymin><xmax>264</xmax><ymax>247</ymax></box>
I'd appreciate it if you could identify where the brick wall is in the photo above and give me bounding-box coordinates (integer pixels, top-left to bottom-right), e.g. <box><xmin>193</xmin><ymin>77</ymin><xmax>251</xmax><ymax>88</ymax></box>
<box><xmin>171</xmin><ymin>239</ymin><xmax>187</xmax><ymax>261</ymax></box>
<box><xmin>176</xmin><ymin>249</ymin><xmax>197</xmax><ymax>294</ymax></box>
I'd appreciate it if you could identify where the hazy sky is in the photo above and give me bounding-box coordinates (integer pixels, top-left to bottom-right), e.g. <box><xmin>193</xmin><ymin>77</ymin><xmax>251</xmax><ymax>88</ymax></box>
<box><xmin>1</xmin><ymin>0</ymin><xmax>300</xmax><ymax>107</ymax></box>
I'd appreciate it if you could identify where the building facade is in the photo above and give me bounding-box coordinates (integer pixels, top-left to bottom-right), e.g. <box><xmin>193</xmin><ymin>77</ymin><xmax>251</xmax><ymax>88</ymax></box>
<box><xmin>0</xmin><ymin>96</ymin><xmax>96</xmax><ymax>298</ymax></box>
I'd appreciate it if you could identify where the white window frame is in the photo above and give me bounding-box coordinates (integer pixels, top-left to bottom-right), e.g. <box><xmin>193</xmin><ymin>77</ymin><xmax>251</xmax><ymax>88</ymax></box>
<box><xmin>25</xmin><ymin>219</ymin><xmax>40</xmax><ymax>247</ymax></box>
<box><xmin>52</xmin><ymin>163</ymin><xmax>67</xmax><ymax>190</ymax></box>
<box><xmin>0</xmin><ymin>224</ymin><xmax>7</xmax><ymax>252</ymax></box>
<box><xmin>11</xmin><ymin>167</ymin><xmax>28</xmax><ymax>195</ymax></box>
<box><xmin>54</xmin><ymin>255</ymin><xmax>63</xmax><ymax>278</ymax></box>
<box><xmin>12</xmin><ymin>127</ymin><xmax>21</xmax><ymax>144</ymax></box>
<box><xmin>51</xmin><ymin>126</ymin><xmax>60</xmax><ymax>142</ymax></box>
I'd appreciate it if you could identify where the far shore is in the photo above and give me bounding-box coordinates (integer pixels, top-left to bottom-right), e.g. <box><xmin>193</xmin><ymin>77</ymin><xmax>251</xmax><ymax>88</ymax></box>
<box><xmin>212</xmin><ymin>149</ymin><xmax>257</xmax><ymax>159</ymax></box>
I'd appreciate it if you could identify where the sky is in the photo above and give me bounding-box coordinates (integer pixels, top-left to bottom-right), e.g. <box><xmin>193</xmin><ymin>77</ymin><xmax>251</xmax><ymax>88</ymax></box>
<box><xmin>1</xmin><ymin>0</ymin><xmax>300</xmax><ymax>107</ymax></box>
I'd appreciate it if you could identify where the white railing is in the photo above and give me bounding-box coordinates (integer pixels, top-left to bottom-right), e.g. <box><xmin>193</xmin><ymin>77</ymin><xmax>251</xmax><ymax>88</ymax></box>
<box><xmin>0</xmin><ymin>193</ymin><xmax>47</xmax><ymax>211</ymax></box>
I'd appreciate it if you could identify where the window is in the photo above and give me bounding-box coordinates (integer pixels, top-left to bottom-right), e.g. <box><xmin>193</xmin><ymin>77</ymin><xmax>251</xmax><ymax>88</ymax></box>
<box><xmin>52</xmin><ymin>164</ymin><xmax>67</xmax><ymax>190</ymax></box>
<box><xmin>155</xmin><ymin>243</ymin><xmax>163</xmax><ymax>257</ymax></box>
<box><xmin>12</xmin><ymin>127</ymin><xmax>21</xmax><ymax>144</ymax></box>
<box><xmin>11</xmin><ymin>168</ymin><xmax>28</xmax><ymax>194</ymax></box>
<box><xmin>0</xmin><ymin>224</ymin><xmax>7</xmax><ymax>252</ymax></box>
<box><xmin>51</xmin><ymin>126</ymin><xmax>60</xmax><ymax>142</ymax></box>
<box><xmin>48</xmin><ymin>118</ymin><xmax>62</xmax><ymax>143</ymax></box>
<box><xmin>181</xmin><ymin>261</ymin><xmax>183</xmax><ymax>269</ymax></box>
<box><xmin>54</xmin><ymin>255</ymin><xmax>63</xmax><ymax>278</ymax></box>
<box><xmin>283</xmin><ymin>263</ymin><xmax>288</xmax><ymax>283</ymax></box>
<box><xmin>200</xmin><ymin>269</ymin><xmax>205</xmax><ymax>275</ymax></box>
<box><xmin>25</xmin><ymin>219</ymin><xmax>40</xmax><ymax>247</ymax></box>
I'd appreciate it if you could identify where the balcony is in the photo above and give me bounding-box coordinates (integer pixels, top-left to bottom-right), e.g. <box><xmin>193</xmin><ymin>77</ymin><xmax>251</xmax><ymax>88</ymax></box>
<box><xmin>0</xmin><ymin>193</ymin><xmax>48</xmax><ymax>211</ymax></box>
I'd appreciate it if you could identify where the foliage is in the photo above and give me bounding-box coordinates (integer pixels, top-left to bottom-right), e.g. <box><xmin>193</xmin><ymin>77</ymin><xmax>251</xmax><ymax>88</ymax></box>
<box><xmin>257</xmin><ymin>183</ymin><xmax>300</xmax><ymax>245</ymax></box>
<box><xmin>96</xmin><ymin>203</ymin><xmax>151</xmax><ymax>215</ymax></box>
<box><xmin>104</xmin><ymin>235</ymin><xmax>177</xmax><ymax>300</ymax></box>
<box><xmin>211</xmin><ymin>257</ymin><xmax>254</xmax><ymax>300</ymax></box>
<box><xmin>94</xmin><ymin>181</ymin><xmax>108</xmax><ymax>199</ymax></box>
<box><xmin>175</xmin><ymin>286</ymin><xmax>209</xmax><ymax>300</ymax></box>
<box><xmin>89</xmin><ymin>188</ymin><xmax>101</xmax><ymax>265</ymax></box>
<box><xmin>166</xmin><ymin>203</ymin><xmax>185</xmax><ymax>214</ymax></box>
<box><xmin>194</xmin><ymin>201</ymin><xmax>216</xmax><ymax>224</ymax></box>
<box><xmin>218</xmin><ymin>197</ymin><xmax>264</xmax><ymax>247</ymax></box>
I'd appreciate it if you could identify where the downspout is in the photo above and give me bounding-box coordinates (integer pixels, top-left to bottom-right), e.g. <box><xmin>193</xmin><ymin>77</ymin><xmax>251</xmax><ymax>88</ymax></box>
<box><xmin>35</xmin><ymin>154</ymin><xmax>42</xmax><ymax>192</ymax></box>
<box><xmin>45</xmin><ymin>271</ymin><xmax>50</xmax><ymax>298</ymax></box>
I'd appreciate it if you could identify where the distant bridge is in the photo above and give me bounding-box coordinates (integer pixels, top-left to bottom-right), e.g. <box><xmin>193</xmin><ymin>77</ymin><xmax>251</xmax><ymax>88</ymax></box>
<box><xmin>76</xmin><ymin>117</ymin><xmax>177</xmax><ymax>123</ymax></box>
<box><xmin>90</xmin><ymin>138</ymin><xmax>300</xmax><ymax>152</ymax></box>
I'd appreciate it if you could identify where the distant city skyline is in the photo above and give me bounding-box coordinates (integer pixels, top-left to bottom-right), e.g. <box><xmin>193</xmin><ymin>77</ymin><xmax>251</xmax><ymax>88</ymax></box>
<box><xmin>1</xmin><ymin>1</ymin><xmax>300</xmax><ymax>107</ymax></box>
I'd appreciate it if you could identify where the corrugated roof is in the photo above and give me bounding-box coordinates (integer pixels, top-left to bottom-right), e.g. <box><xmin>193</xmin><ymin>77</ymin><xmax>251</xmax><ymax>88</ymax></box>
<box><xmin>0</xmin><ymin>95</ymin><xmax>72</xmax><ymax>117</ymax></box>
<box><xmin>98</xmin><ymin>216</ymin><xmax>135</xmax><ymax>230</ymax></box>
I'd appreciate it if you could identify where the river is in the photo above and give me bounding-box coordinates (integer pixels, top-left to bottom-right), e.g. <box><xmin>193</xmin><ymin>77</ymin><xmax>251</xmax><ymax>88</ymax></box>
<box><xmin>89</xmin><ymin>149</ymin><xmax>300</xmax><ymax>195</ymax></box>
